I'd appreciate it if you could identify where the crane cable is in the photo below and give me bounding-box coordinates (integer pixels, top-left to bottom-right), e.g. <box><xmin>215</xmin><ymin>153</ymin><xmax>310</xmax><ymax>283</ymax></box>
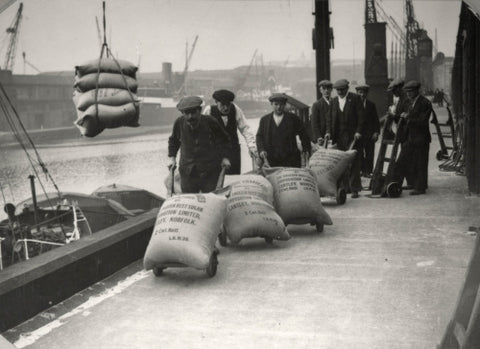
<box><xmin>92</xmin><ymin>1</ymin><xmax>138</xmax><ymax>127</ymax></box>
<box><xmin>0</xmin><ymin>80</ymin><xmax>61</xmax><ymax>209</ymax></box>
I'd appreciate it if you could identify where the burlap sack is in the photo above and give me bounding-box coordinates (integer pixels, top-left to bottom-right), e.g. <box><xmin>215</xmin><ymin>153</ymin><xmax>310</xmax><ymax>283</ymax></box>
<box><xmin>264</xmin><ymin>167</ymin><xmax>332</xmax><ymax>226</ymax></box>
<box><xmin>75</xmin><ymin>88</ymin><xmax>138</xmax><ymax>111</ymax></box>
<box><xmin>224</xmin><ymin>174</ymin><xmax>273</xmax><ymax>205</ymax></box>
<box><xmin>74</xmin><ymin>73</ymin><xmax>138</xmax><ymax>93</ymax></box>
<box><xmin>308</xmin><ymin>148</ymin><xmax>357</xmax><ymax>196</ymax></box>
<box><xmin>144</xmin><ymin>193</ymin><xmax>226</xmax><ymax>270</ymax></box>
<box><xmin>224</xmin><ymin>194</ymin><xmax>289</xmax><ymax>244</ymax></box>
<box><xmin>75</xmin><ymin>58</ymin><xmax>138</xmax><ymax>78</ymax></box>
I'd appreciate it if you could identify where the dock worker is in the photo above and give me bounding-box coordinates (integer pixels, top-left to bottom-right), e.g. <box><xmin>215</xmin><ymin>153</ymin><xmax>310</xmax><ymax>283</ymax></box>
<box><xmin>393</xmin><ymin>80</ymin><xmax>432</xmax><ymax>195</ymax></box>
<box><xmin>355</xmin><ymin>84</ymin><xmax>380</xmax><ymax>178</ymax></box>
<box><xmin>203</xmin><ymin>89</ymin><xmax>257</xmax><ymax>174</ymax></box>
<box><xmin>256</xmin><ymin>93</ymin><xmax>311</xmax><ymax>168</ymax></box>
<box><xmin>168</xmin><ymin>95</ymin><xmax>231</xmax><ymax>193</ymax></box>
<box><xmin>311</xmin><ymin>80</ymin><xmax>333</xmax><ymax>145</ymax></box>
<box><xmin>387</xmin><ymin>78</ymin><xmax>414</xmax><ymax>188</ymax></box>
<box><xmin>325</xmin><ymin>79</ymin><xmax>365</xmax><ymax>198</ymax></box>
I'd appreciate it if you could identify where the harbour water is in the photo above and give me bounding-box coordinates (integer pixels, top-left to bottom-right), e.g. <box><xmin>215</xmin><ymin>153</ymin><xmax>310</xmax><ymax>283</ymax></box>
<box><xmin>0</xmin><ymin>116</ymin><xmax>262</xmax><ymax>220</ymax></box>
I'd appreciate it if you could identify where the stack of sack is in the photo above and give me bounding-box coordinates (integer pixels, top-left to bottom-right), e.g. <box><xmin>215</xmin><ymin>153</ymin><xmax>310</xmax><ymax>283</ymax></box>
<box><xmin>222</xmin><ymin>174</ymin><xmax>290</xmax><ymax>244</ymax></box>
<box><xmin>144</xmin><ymin>193</ymin><xmax>226</xmax><ymax>271</ymax></box>
<box><xmin>263</xmin><ymin>167</ymin><xmax>332</xmax><ymax>230</ymax></box>
<box><xmin>72</xmin><ymin>58</ymin><xmax>140</xmax><ymax>137</ymax></box>
<box><xmin>308</xmin><ymin>147</ymin><xmax>357</xmax><ymax>197</ymax></box>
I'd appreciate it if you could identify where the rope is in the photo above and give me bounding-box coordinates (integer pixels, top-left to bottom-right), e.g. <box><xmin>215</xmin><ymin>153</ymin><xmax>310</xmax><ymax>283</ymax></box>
<box><xmin>0</xmin><ymin>81</ymin><xmax>61</xmax><ymax>208</ymax></box>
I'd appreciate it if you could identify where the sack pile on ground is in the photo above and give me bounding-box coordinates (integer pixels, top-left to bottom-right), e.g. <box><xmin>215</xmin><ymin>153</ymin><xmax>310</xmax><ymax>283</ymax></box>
<box><xmin>223</xmin><ymin>175</ymin><xmax>290</xmax><ymax>244</ymax></box>
<box><xmin>309</xmin><ymin>148</ymin><xmax>357</xmax><ymax>196</ymax></box>
<box><xmin>144</xmin><ymin>193</ymin><xmax>226</xmax><ymax>271</ymax></box>
<box><xmin>72</xmin><ymin>58</ymin><xmax>140</xmax><ymax>137</ymax></box>
<box><xmin>263</xmin><ymin>167</ymin><xmax>332</xmax><ymax>227</ymax></box>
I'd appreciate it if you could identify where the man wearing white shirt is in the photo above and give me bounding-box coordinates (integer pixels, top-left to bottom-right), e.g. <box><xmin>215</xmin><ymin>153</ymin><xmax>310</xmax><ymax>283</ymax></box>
<box><xmin>256</xmin><ymin>93</ymin><xmax>311</xmax><ymax>168</ymax></box>
<box><xmin>203</xmin><ymin>89</ymin><xmax>257</xmax><ymax>174</ymax></box>
<box><xmin>326</xmin><ymin>79</ymin><xmax>365</xmax><ymax>198</ymax></box>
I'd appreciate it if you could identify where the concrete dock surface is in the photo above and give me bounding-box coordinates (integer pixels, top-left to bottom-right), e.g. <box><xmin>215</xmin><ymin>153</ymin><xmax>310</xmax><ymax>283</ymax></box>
<box><xmin>3</xmin><ymin>106</ymin><xmax>480</xmax><ymax>349</ymax></box>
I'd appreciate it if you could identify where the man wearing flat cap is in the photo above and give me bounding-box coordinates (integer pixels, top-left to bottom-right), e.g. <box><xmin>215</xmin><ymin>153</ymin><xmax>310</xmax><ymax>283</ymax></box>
<box><xmin>168</xmin><ymin>95</ymin><xmax>231</xmax><ymax>193</ymax></box>
<box><xmin>203</xmin><ymin>89</ymin><xmax>256</xmax><ymax>174</ymax></box>
<box><xmin>311</xmin><ymin>80</ymin><xmax>333</xmax><ymax>144</ymax></box>
<box><xmin>256</xmin><ymin>93</ymin><xmax>311</xmax><ymax>168</ymax></box>
<box><xmin>393</xmin><ymin>80</ymin><xmax>432</xmax><ymax>195</ymax></box>
<box><xmin>355</xmin><ymin>84</ymin><xmax>380</xmax><ymax>177</ymax></box>
<box><xmin>326</xmin><ymin>79</ymin><xmax>365</xmax><ymax>198</ymax></box>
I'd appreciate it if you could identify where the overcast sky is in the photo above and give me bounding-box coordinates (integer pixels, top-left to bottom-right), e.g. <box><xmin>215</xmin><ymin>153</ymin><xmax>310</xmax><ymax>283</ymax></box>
<box><xmin>0</xmin><ymin>0</ymin><xmax>462</xmax><ymax>74</ymax></box>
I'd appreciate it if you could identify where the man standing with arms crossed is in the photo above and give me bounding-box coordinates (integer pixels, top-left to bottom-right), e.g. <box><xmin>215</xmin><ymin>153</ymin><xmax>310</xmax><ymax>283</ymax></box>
<box><xmin>168</xmin><ymin>96</ymin><xmax>231</xmax><ymax>194</ymax></box>
<box><xmin>355</xmin><ymin>84</ymin><xmax>380</xmax><ymax>178</ymax></box>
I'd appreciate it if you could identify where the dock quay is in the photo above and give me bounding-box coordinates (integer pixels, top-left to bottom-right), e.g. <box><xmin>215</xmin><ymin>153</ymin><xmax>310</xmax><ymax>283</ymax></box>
<box><xmin>1</xmin><ymin>106</ymin><xmax>479</xmax><ymax>348</ymax></box>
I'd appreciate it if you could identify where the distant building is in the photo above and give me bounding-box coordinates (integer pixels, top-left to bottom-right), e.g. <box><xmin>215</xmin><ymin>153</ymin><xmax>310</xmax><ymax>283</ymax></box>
<box><xmin>432</xmin><ymin>52</ymin><xmax>453</xmax><ymax>96</ymax></box>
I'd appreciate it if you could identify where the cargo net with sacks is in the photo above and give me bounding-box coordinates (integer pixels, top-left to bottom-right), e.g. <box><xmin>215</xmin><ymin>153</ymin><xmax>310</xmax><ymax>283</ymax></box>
<box><xmin>72</xmin><ymin>4</ymin><xmax>140</xmax><ymax>137</ymax></box>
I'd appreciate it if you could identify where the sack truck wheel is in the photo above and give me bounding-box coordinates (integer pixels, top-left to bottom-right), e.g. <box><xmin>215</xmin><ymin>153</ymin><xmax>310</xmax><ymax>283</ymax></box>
<box><xmin>206</xmin><ymin>252</ymin><xmax>218</xmax><ymax>278</ymax></box>
<box><xmin>436</xmin><ymin>149</ymin><xmax>447</xmax><ymax>161</ymax></box>
<box><xmin>264</xmin><ymin>236</ymin><xmax>273</xmax><ymax>244</ymax></box>
<box><xmin>336</xmin><ymin>188</ymin><xmax>347</xmax><ymax>205</ymax></box>
<box><xmin>386</xmin><ymin>182</ymin><xmax>402</xmax><ymax>198</ymax></box>
<box><xmin>315</xmin><ymin>223</ymin><xmax>324</xmax><ymax>233</ymax></box>
<box><xmin>153</xmin><ymin>267</ymin><xmax>165</xmax><ymax>277</ymax></box>
<box><xmin>218</xmin><ymin>229</ymin><xmax>227</xmax><ymax>247</ymax></box>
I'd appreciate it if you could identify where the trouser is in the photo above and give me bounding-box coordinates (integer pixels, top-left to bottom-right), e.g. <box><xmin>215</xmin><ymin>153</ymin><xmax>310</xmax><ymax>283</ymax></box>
<box><xmin>361</xmin><ymin>138</ymin><xmax>375</xmax><ymax>175</ymax></box>
<box><xmin>180</xmin><ymin>167</ymin><xmax>221</xmax><ymax>194</ymax></box>
<box><xmin>394</xmin><ymin>142</ymin><xmax>429</xmax><ymax>192</ymax></box>
<box><xmin>336</xmin><ymin>133</ymin><xmax>362</xmax><ymax>193</ymax></box>
<box><xmin>226</xmin><ymin>146</ymin><xmax>241</xmax><ymax>175</ymax></box>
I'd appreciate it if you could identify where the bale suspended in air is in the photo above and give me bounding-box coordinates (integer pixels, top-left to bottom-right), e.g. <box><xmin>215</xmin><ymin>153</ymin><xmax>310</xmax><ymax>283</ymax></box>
<box><xmin>74</xmin><ymin>102</ymin><xmax>140</xmax><ymax>137</ymax></box>
<box><xmin>74</xmin><ymin>88</ymin><xmax>139</xmax><ymax>111</ymax></box>
<box><xmin>75</xmin><ymin>58</ymin><xmax>138</xmax><ymax>78</ymax></box>
<box><xmin>144</xmin><ymin>193</ymin><xmax>226</xmax><ymax>271</ymax></box>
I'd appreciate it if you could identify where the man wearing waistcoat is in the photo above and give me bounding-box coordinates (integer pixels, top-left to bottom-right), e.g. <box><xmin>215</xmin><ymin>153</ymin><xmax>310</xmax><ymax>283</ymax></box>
<box><xmin>355</xmin><ymin>84</ymin><xmax>380</xmax><ymax>177</ymax></box>
<box><xmin>203</xmin><ymin>89</ymin><xmax>256</xmax><ymax>174</ymax></box>
<box><xmin>326</xmin><ymin>79</ymin><xmax>365</xmax><ymax>198</ymax></box>
<box><xmin>168</xmin><ymin>96</ymin><xmax>231</xmax><ymax>193</ymax></box>
<box><xmin>311</xmin><ymin>80</ymin><xmax>333</xmax><ymax>144</ymax></box>
<box><xmin>393</xmin><ymin>80</ymin><xmax>432</xmax><ymax>195</ymax></box>
<box><xmin>256</xmin><ymin>93</ymin><xmax>311</xmax><ymax>168</ymax></box>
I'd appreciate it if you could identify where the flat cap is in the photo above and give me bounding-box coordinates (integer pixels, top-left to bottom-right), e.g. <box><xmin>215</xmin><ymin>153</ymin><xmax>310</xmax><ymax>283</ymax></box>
<box><xmin>212</xmin><ymin>89</ymin><xmax>235</xmax><ymax>103</ymax></box>
<box><xmin>333</xmin><ymin>79</ymin><xmax>349</xmax><ymax>89</ymax></box>
<box><xmin>268</xmin><ymin>93</ymin><xmax>288</xmax><ymax>103</ymax></box>
<box><xmin>387</xmin><ymin>78</ymin><xmax>404</xmax><ymax>91</ymax></box>
<box><xmin>318</xmin><ymin>79</ymin><xmax>333</xmax><ymax>88</ymax></box>
<box><xmin>355</xmin><ymin>84</ymin><xmax>370</xmax><ymax>91</ymax></box>
<box><xmin>403</xmin><ymin>80</ymin><xmax>421</xmax><ymax>91</ymax></box>
<box><xmin>176</xmin><ymin>96</ymin><xmax>203</xmax><ymax>111</ymax></box>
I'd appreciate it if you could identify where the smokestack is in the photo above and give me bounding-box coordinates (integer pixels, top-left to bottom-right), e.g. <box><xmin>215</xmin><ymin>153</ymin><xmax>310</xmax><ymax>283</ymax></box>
<box><xmin>162</xmin><ymin>62</ymin><xmax>173</xmax><ymax>96</ymax></box>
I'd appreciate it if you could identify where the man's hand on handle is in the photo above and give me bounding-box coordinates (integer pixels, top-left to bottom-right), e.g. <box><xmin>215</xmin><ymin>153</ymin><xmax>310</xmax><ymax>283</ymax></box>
<box><xmin>168</xmin><ymin>157</ymin><xmax>176</xmax><ymax>170</ymax></box>
<box><xmin>221</xmin><ymin>158</ymin><xmax>231</xmax><ymax>169</ymax></box>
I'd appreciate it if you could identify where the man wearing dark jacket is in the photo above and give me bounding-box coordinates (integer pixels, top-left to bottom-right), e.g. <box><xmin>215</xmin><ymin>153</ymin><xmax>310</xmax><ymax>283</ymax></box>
<box><xmin>393</xmin><ymin>80</ymin><xmax>432</xmax><ymax>195</ymax></box>
<box><xmin>203</xmin><ymin>89</ymin><xmax>257</xmax><ymax>174</ymax></box>
<box><xmin>355</xmin><ymin>84</ymin><xmax>380</xmax><ymax>177</ymax></box>
<box><xmin>168</xmin><ymin>96</ymin><xmax>231</xmax><ymax>193</ymax></box>
<box><xmin>326</xmin><ymin>79</ymin><xmax>365</xmax><ymax>198</ymax></box>
<box><xmin>311</xmin><ymin>80</ymin><xmax>333</xmax><ymax>144</ymax></box>
<box><xmin>256</xmin><ymin>93</ymin><xmax>311</xmax><ymax>168</ymax></box>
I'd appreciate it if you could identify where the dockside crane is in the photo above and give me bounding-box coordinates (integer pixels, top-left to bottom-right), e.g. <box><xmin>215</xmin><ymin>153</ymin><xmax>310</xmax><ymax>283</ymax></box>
<box><xmin>234</xmin><ymin>49</ymin><xmax>257</xmax><ymax>93</ymax></box>
<box><xmin>3</xmin><ymin>2</ymin><xmax>22</xmax><ymax>71</ymax></box>
<box><xmin>176</xmin><ymin>35</ymin><xmax>198</xmax><ymax>97</ymax></box>
<box><xmin>22</xmin><ymin>52</ymin><xmax>41</xmax><ymax>74</ymax></box>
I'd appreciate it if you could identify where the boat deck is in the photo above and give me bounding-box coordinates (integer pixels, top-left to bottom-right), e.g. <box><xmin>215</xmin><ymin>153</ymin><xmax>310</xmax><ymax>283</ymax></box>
<box><xmin>3</xmin><ymin>108</ymin><xmax>480</xmax><ymax>349</ymax></box>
